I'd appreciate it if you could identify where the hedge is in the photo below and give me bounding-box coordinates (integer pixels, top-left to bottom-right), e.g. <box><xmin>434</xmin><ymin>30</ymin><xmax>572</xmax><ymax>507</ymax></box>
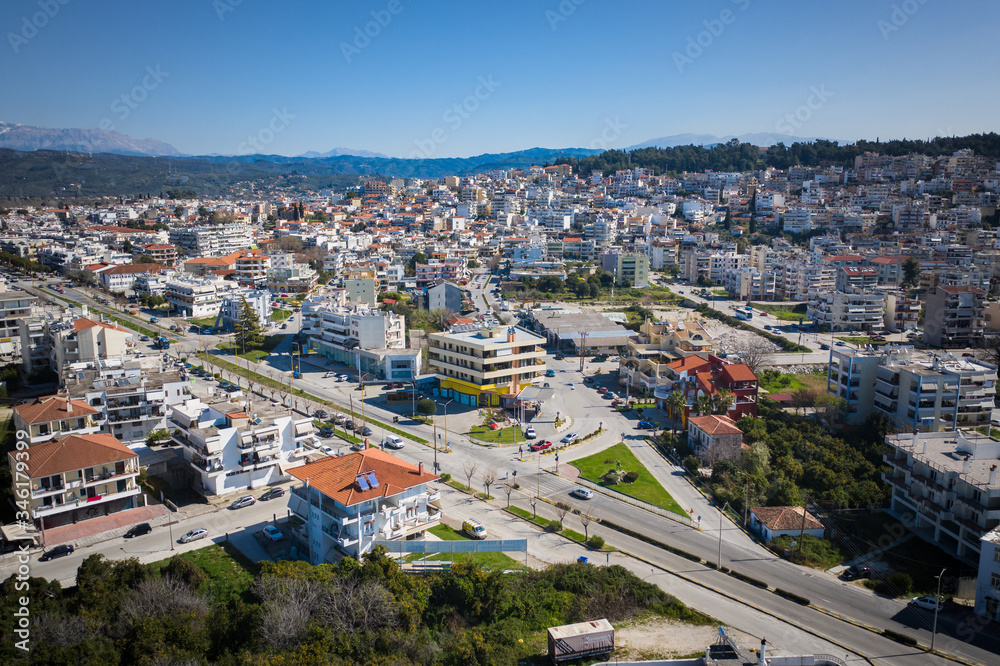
<box><xmin>773</xmin><ymin>588</ymin><xmax>810</xmax><ymax>605</ymax></box>
<box><xmin>598</xmin><ymin>518</ymin><xmax>702</xmax><ymax>563</ymax></box>
<box><xmin>727</xmin><ymin>570</ymin><xmax>769</xmax><ymax>589</ymax></box>
<box><xmin>882</xmin><ymin>629</ymin><xmax>918</xmax><ymax>647</ymax></box>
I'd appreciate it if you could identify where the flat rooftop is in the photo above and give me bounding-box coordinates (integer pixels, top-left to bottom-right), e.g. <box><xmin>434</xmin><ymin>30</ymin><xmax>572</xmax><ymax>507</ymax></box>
<box><xmin>437</xmin><ymin>326</ymin><xmax>545</xmax><ymax>345</ymax></box>
<box><xmin>888</xmin><ymin>431</ymin><xmax>1000</xmax><ymax>488</ymax></box>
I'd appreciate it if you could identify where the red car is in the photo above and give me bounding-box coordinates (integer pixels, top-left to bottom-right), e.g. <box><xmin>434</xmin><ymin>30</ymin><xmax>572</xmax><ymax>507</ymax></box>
<box><xmin>598</xmin><ymin>387</ymin><xmax>609</xmax><ymax>394</ymax></box>
<box><xmin>530</xmin><ymin>440</ymin><xmax>552</xmax><ymax>452</ymax></box>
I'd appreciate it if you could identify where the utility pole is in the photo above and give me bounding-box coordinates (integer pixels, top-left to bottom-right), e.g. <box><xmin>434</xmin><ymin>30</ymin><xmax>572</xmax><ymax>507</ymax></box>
<box><xmin>932</xmin><ymin>568</ymin><xmax>946</xmax><ymax>650</ymax></box>
<box><xmin>578</xmin><ymin>330</ymin><xmax>588</xmax><ymax>372</ymax></box>
<box><xmin>797</xmin><ymin>493</ymin><xmax>809</xmax><ymax>552</ymax></box>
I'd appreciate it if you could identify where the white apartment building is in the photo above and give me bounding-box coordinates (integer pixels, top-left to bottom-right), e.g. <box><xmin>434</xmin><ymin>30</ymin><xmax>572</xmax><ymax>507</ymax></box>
<box><xmin>828</xmin><ymin>346</ymin><xmax>997</xmax><ymax>429</ymax></box>
<box><xmin>166</xmin><ymin>278</ymin><xmax>222</xmax><ymax>318</ymax></box>
<box><xmin>302</xmin><ymin>303</ymin><xmax>417</xmax><ymax>382</ymax></box>
<box><xmin>725</xmin><ymin>268</ymin><xmax>778</xmax><ymax>301</ymax></box>
<box><xmin>782</xmin><ymin>208</ymin><xmax>814</xmax><ymax>234</ymax></box>
<box><xmin>169</xmin><ymin>397</ymin><xmax>316</xmax><ymax>496</ymax></box>
<box><xmin>883</xmin><ymin>430</ymin><xmax>1000</xmax><ymax>564</ymax></box>
<box><xmin>808</xmin><ymin>291</ymin><xmax>885</xmax><ymax>332</ymax></box>
<box><xmin>219</xmin><ymin>289</ymin><xmax>272</xmax><ymax>330</ymax></box>
<box><xmin>975</xmin><ymin>528</ymin><xmax>1000</xmax><ymax>622</ymax></box>
<box><xmin>168</xmin><ymin>223</ymin><xmax>252</xmax><ymax>256</ymax></box>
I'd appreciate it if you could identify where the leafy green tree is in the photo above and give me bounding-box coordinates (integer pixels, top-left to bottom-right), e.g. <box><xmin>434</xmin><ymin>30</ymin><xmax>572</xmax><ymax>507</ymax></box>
<box><xmin>416</xmin><ymin>398</ymin><xmax>437</xmax><ymax>415</ymax></box>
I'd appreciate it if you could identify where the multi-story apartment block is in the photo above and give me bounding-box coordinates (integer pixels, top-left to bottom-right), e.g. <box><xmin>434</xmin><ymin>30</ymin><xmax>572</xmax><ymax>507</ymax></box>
<box><xmin>835</xmin><ymin>266</ymin><xmax>880</xmax><ymax>292</ymax></box>
<box><xmin>233</xmin><ymin>249</ymin><xmax>271</xmax><ymax>287</ymax></box>
<box><xmin>828</xmin><ymin>346</ymin><xmax>997</xmax><ymax>429</ymax></box>
<box><xmin>882</xmin><ymin>430</ymin><xmax>1000</xmax><ymax>564</ymax></box>
<box><xmin>414</xmin><ymin>260</ymin><xmax>465</xmax><ymax>287</ymax></box>
<box><xmin>168</xmin><ymin>223</ymin><xmax>252</xmax><ymax>256</ymax></box>
<box><xmin>808</xmin><ymin>291</ymin><xmax>885</xmax><ymax>332</ymax></box>
<box><xmin>975</xmin><ymin>527</ymin><xmax>1000</xmax><ymax>622</ymax></box>
<box><xmin>869</xmin><ymin>256</ymin><xmax>903</xmax><ymax>287</ymax></box>
<box><xmin>94</xmin><ymin>263</ymin><xmax>166</xmax><ymax>292</ymax></box>
<box><xmin>302</xmin><ymin>303</ymin><xmax>416</xmax><ymax>381</ymax></box>
<box><xmin>166</xmin><ymin>278</ymin><xmax>221</xmax><ymax>318</ymax></box>
<box><xmin>63</xmin><ymin>359</ymin><xmax>190</xmax><ymax>444</ymax></box>
<box><xmin>619</xmin><ymin>319</ymin><xmax>714</xmax><ymax>394</ymax></box>
<box><xmin>51</xmin><ymin>317</ymin><xmax>133</xmax><ymax>371</ymax></box>
<box><xmin>429</xmin><ymin>325</ymin><xmax>546</xmax><ymax>407</ymax></box>
<box><xmin>133</xmin><ymin>243</ymin><xmax>178</xmax><ymax>265</ymax></box>
<box><xmin>725</xmin><ymin>268</ymin><xmax>778</xmax><ymax>301</ymax></box>
<box><xmin>17</xmin><ymin>317</ymin><xmax>51</xmax><ymax>375</ymax></box>
<box><xmin>884</xmin><ymin>293</ymin><xmax>921</xmax><ymax>332</ymax></box>
<box><xmin>8</xmin><ymin>432</ymin><xmax>141</xmax><ymax>529</ymax></box>
<box><xmin>219</xmin><ymin>289</ymin><xmax>272</xmax><ymax>330</ymax></box>
<box><xmin>287</xmin><ymin>448</ymin><xmax>441</xmax><ymax>563</ymax></box>
<box><xmin>924</xmin><ymin>285</ymin><xmax>985</xmax><ymax>348</ymax></box>
<box><xmin>0</xmin><ymin>293</ymin><xmax>34</xmax><ymax>364</ymax></box>
<box><xmin>13</xmin><ymin>395</ymin><xmax>102</xmax><ymax>444</ymax></box>
<box><xmin>656</xmin><ymin>354</ymin><xmax>758</xmax><ymax>420</ymax></box>
<box><xmin>266</xmin><ymin>264</ymin><xmax>318</xmax><ymax>295</ymax></box>
<box><xmin>169</xmin><ymin>397</ymin><xmax>316</xmax><ymax>496</ymax></box>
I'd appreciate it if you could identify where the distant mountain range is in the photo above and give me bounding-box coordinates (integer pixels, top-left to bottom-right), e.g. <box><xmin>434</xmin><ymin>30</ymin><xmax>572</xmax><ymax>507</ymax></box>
<box><xmin>627</xmin><ymin>132</ymin><xmax>835</xmax><ymax>149</ymax></box>
<box><xmin>0</xmin><ymin>122</ymin><xmax>183</xmax><ymax>156</ymax></box>
<box><xmin>297</xmin><ymin>148</ymin><xmax>389</xmax><ymax>159</ymax></box>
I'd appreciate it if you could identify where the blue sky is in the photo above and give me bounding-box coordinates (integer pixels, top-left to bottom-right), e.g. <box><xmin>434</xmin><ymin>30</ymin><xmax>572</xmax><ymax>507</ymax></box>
<box><xmin>2</xmin><ymin>0</ymin><xmax>998</xmax><ymax>157</ymax></box>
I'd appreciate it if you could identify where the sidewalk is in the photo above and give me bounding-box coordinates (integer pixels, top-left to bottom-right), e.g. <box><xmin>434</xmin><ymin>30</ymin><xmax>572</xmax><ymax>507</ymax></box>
<box><xmin>40</xmin><ymin>504</ymin><xmax>171</xmax><ymax>548</ymax></box>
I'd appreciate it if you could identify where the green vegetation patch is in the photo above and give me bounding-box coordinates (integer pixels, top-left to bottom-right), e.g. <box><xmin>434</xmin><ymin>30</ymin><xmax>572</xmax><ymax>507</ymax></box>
<box><xmin>769</xmin><ymin>534</ymin><xmax>846</xmax><ymax>570</ymax></box>
<box><xmin>469</xmin><ymin>425</ymin><xmax>526</xmax><ymax>443</ymax></box>
<box><xmin>750</xmin><ymin>302</ymin><xmax>811</xmax><ymax>323</ymax></box>
<box><xmin>149</xmin><ymin>542</ymin><xmax>258</xmax><ymax>604</ymax></box>
<box><xmin>571</xmin><ymin>443</ymin><xmax>685</xmax><ymax>515</ymax></box>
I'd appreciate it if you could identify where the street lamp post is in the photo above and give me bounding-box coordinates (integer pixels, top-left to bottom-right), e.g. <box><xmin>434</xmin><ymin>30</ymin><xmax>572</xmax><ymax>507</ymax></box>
<box><xmin>931</xmin><ymin>567</ymin><xmax>946</xmax><ymax>650</ymax></box>
<box><xmin>717</xmin><ymin>501</ymin><xmax>729</xmax><ymax>569</ymax></box>
<box><xmin>437</xmin><ymin>398</ymin><xmax>454</xmax><ymax>473</ymax></box>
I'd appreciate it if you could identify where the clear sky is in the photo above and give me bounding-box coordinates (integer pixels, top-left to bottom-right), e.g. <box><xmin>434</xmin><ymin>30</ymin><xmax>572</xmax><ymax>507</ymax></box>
<box><xmin>2</xmin><ymin>0</ymin><xmax>997</xmax><ymax>157</ymax></box>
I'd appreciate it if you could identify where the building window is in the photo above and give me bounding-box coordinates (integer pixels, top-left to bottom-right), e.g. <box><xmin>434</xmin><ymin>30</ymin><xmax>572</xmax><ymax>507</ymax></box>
<box><xmin>993</xmin><ymin>573</ymin><xmax>1000</xmax><ymax>589</ymax></box>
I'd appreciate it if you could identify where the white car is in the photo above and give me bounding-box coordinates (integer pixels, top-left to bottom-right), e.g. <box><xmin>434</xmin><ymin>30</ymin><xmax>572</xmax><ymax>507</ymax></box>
<box><xmin>383</xmin><ymin>435</ymin><xmax>404</xmax><ymax>449</ymax></box>
<box><xmin>323</xmin><ymin>371</ymin><xmax>336</xmax><ymax>378</ymax></box>
<box><xmin>179</xmin><ymin>528</ymin><xmax>208</xmax><ymax>544</ymax></box>
<box><xmin>262</xmin><ymin>526</ymin><xmax>284</xmax><ymax>541</ymax></box>
<box><xmin>525</xmin><ymin>426</ymin><xmax>536</xmax><ymax>439</ymax></box>
<box><xmin>320</xmin><ymin>445</ymin><xmax>334</xmax><ymax>456</ymax></box>
<box><xmin>909</xmin><ymin>596</ymin><xmax>943</xmax><ymax>612</ymax></box>
<box><xmin>562</xmin><ymin>433</ymin><xmax>579</xmax><ymax>443</ymax></box>
<box><xmin>567</xmin><ymin>383</ymin><xmax>575</xmax><ymax>390</ymax></box>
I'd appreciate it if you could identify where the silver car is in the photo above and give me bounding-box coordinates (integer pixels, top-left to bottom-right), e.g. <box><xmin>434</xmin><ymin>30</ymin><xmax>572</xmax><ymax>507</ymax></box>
<box><xmin>230</xmin><ymin>495</ymin><xmax>256</xmax><ymax>510</ymax></box>
<box><xmin>179</xmin><ymin>528</ymin><xmax>208</xmax><ymax>543</ymax></box>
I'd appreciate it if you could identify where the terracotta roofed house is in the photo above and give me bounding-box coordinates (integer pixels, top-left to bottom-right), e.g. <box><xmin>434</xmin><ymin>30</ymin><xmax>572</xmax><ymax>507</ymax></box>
<box><xmin>287</xmin><ymin>448</ymin><xmax>441</xmax><ymax>563</ymax></box>
<box><xmin>13</xmin><ymin>395</ymin><xmax>101</xmax><ymax>444</ymax></box>
<box><xmin>749</xmin><ymin>506</ymin><xmax>824</xmax><ymax>542</ymax></box>
<box><xmin>687</xmin><ymin>414</ymin><xmax>744</xmax><ymax>463</ymax></box>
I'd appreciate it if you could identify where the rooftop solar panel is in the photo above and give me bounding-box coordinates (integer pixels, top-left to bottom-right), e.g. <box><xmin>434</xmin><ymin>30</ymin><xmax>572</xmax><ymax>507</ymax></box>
<box><xmin>356</xmin><ymin>474</ymin><xmax>370</xmax><ymax>491</ymax></box>
<box><xmin>366</xmin><ymin>471</ymin><xmax>379</xmax><ymax>488</ymax></box>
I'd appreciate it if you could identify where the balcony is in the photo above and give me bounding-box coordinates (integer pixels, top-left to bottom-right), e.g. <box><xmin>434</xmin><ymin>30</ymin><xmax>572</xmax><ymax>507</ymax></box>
<box><xmin>32</xmin><ymin>483</ymin><xmax>65</xmax><ymax>498</ymax></box>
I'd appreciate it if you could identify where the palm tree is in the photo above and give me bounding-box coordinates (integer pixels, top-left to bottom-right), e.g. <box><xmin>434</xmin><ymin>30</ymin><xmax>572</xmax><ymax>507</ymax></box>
<box><xmin>696</xmin><ymin>393</ymin><xmax>714</xmax><ymax>416</ymax></box>
<box><xmin>714</xmin><ymin>389</ymin><xmax>735</xmax><ymax>415</ymax></box>
<box><xmin>666</xmin><ymin>390</ymin><xmax>686</xmax><ymax>434</ymax></box>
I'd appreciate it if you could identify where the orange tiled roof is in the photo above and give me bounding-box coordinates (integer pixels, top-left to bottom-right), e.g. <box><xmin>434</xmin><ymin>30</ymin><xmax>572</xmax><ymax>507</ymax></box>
<box><xmin>687</xmin><ymin>414</ymin><xmax>742</xmax><ymax>436</ymax></box>
<box><xmin>751</xmin><ymin>506</ymin><xmax>822</xmax><ymax>531</ymax></box>
<box><xmin>20</xmin><ymin>433</ymin><xmax>135</xmax><ymax>478</ymax></box>
<box><xmin>288</xmin><ymin>448</ymin><xmax>438</xmax><ymax>507</ymax></box>
<box><xmin>719</xmin><ymin>363</ymin><xmax>757</xmax><ymax>383</ymax></box>
<box><xmin>71</xmin><ymin>317</ymin><xmax>129</xmax><ymax>334</ymax></box>
<box><xmin>14</xmin><ymin>395</ymin><xmax>99</xmax><ymax>424</ymax></box>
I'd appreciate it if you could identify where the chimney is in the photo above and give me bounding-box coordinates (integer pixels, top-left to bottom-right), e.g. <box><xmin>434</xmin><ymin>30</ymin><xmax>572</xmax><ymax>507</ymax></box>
<box><xmin>506</xmin><ymin>327</ymin><xmax>516</xmax><ymax>343</ymax></box>
<box><xmin>66</xmin><ymin>397</ymin><xmax>73</xmax><ymax>414</ymax></box>
<box><xmin>990</xmin><ymin>465</ymin><xmax>997</xmax><ymax>486</ymax></box>
<box><xmin>418</xmin><ymin>461</ymin><xmax>424</xmax><ymax>475</ymax></box>
<box><xmin>759</xmin><ymin>638</ymin><xmax>766</xmax><ymax>666</ymax></box>
<box><xmin>963</xmin><ymin>454</ymin><xmax>972</xmax><ymax>475</ymax></box>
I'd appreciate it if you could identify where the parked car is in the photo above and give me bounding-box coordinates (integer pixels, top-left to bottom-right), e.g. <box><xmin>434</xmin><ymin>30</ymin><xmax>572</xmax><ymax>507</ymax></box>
<box><xmin>39</xmin><ymin>544</ymin><xmax>74</xmax><ymax>561</ymax></box>
<box><xmin>262</xmin><ymin>526</ymin><xmax>284</xmax><ymax>541</ymax></box>
<box><xmin>525</xmin><ymin>426</ymin><xmax>536</xmax><ymax>439</ymax></box>
<box><xmin>909</xmin><ymin>596</ymin><xmax>943</xmax><ymax>612</ymax></box>
<box><xmin>637</xmin><ymin>420</ymin><xmax>656</xmax><ymax>429</ymax></box>
<box><xmin>150</xmin><ymin>317</ymin><xmax>159</xmax><ymax>323</ymax></box>
<box><xmin>230</xmin><ymin>495</ymin><xmax>256</xmax><ymax>510</ymax></box>
<box><xmin>320</xmin><ymin>445</ymin><xmax>335</xmax><ymax>456</ymax></box>
<box><xmin>562</xmin><ymin>432</ymin><xmax>579</xmax><ymax>443</ymax></box>
<box><xmin>333</xmin><ymin>414</ymin><xmax>346</xmax><ymax>425</ymax></box>
<box><xmin>318</xmin><ymin>426</ymin><xmax>334</xmax><ymax>437</ymax></box>
<box><xmin>570</xmin><ymin>488</ymin><xmax>593</xmax><ymax>500</ymax></box>
<box><xmin>842</xmin><ymin>565</ymin><xmax>871</xmax><ymax>581</ymax></box>
<box><xmin>259</xmin><ymin>487</ymin><xmax>285</xmax><ymax>501</ymax></box>
<box><xmin>323</xmin><ymin>371</ymin><xmax>336</xmax><ymax>378</ymax></box>
<box><xmin>820</xmin><ymin>343</ymin><xmax>830</xmax><ymax>350</ymax></box>
<box><xmin>344</xmin><ymin>420</ymin><xmax>355</xmax><ymax>430</ymax></box>
<box><xmin>139</xmin><ymin>334</ymin><xmax>149</xmax><ymax>341</ymax></box>
<box><xmin>123</xmin><ymin>523</ymin><xmax>152</xmax><ymax>538</ymax></box>
<box><xmin>567</xmin><ymin>382</ymin><xmax>575</xmax><ymax>390</ymax></box>
<box><xmin>487</xmin><ymin>421</ymin><xmax>500</xmax><ymax>430</ymax></box>
<box><xmin>545</xmin><ymin>369</ymin><xmax>556</xmax><ymax>377</ymax></box>
<box><xmin>554</xmin><ymin>354</ymin><xmax>565</xmax><ymax>360</ymax></box>
<box><xmin>583</xmin><ymin>376</ymin><xmax>595</xmax><ymax>384</ymax></box>
<box><xmin>529</xmin><ymin>440</ymin><xmax>552</xmax><ymax>451</ymax></box>
<box><xmin>337</xmin><ymin>374</ymin><xmax>350</xmax><ymax>381</ymax></box>
<box><xmin>598</xmin><ymin>386</ymin><xmax>609</xmax><ymax>394</ymax></box>
<box><xmin>359</xmin><ymin>426</ymin><xmax>373</xmax><ymax>436</ymax></box>
<box><xmin>315</xmin><ymin>409</ymin><xmax>328</xmax><ymax>419</ymax></box>
<box><xmin>179</xmin><ymin>528</ymin><xmax>208</xmax><ymax>544</ymax></box>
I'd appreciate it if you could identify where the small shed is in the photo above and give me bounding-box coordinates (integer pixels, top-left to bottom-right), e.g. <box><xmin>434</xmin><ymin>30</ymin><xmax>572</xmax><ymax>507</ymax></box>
<box><xmin>547</xmin><ymin>619</ymin><xmax>614</xmax><ymax>663</ymax></box>
<box><xmin>749</xmin><ymin>506</ymin><xmax>824</xmax><ymax>542</ymax></box>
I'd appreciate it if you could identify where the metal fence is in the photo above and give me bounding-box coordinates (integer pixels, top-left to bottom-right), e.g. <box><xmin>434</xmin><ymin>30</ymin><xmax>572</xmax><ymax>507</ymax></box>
<box><xmin>573</xmin><ymin>477</ymin><xmax>699</xmax><ymax>529</ymax></box>
<box><xmin>374</xmin><ymin>539</ymin><xmax>527</xmax><ymax>554</ymax></box>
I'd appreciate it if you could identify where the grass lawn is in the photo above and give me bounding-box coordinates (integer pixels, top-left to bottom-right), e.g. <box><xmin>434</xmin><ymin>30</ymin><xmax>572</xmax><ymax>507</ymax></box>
<box><xmin>216</xmin><ymin>334</ymin><xmax>285</xmax><ymax>361</ymax></box>
<box><xmin>835</xmin><ymin>336</ymin><xmax>889</xmax><ymax>346</ymax></box>
<box><xmin>976</xmin><ymin>426</ymin><xmax>1000</xmax><ymax>439</ymax></box>
<box><xmin>190</xmin><ymin>316</ymin><xmax>217</xmax><ymax>328</ymax></box>
<box><xmin>469</xmin><ymin>425</ymin><xmax>526</xmax><ymax>443</ymax></box>
<box><xmin>571</xmin><ymin>443</ymin><xmax>685</xmax><ymax>516</ymax></box>
<box><xmin>148</xmin><ymin>543</ymin><xmax>258</xmax><ymax>604</ymax></box>
<box><xmin>409</xmin><ymin>524</ymin><xmax>525</xmax><ymax>569</ymax></box>
<box><xmin>759</xmin><ymin>369</ymin><xmax>828</xmax><ymax>395</ymax></box>
<box><xmin>770</xmin><ymin>534</ymin><xmax>846</xmax><ymax>570</ymax></box>
<box><xmin>271</xmin><ymin>308</ymin><xmax>291</xmax><ymax>322</ymax></box>
<box><xmin>751</xmin><ymin>302</ymin><xmax>811</xmax><ymax>323</ymax></box>
<box><xmin>711</xmin><ymin>289</ymin><xmax>729</xmax><ymax>298</ymax></box>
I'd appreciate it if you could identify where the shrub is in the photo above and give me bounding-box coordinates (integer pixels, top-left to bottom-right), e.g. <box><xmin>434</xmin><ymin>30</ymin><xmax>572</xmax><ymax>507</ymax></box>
<box><xmin>439</xmin><ymin>472</ymin><xmax>451</xmax><ymax>483</ymax></box>
<box><xmin>587</xmin><ymin>535</ymin><xmax>605</xmax><ymax>550</ymax></box>
<box><xmin>622</xmin><ymin>470</ymin><xmax>639</xmax><ymax>483</ymax></box>
<box><xmin>416</xmin><ymin>398</ymin><xmax>437</xmax><ymax>415</ymax></box>
<box><xmin>683</xmin><ymin>455</ymin><xmax>700</xmax><ymax>474</ymax></box>
<box><xmin>875</xmin><ymin>572</ymin><xmax>913</xmax><ymax>597</ymax></box>
<box><xmin>774</xmin><ymin>588</ymin><xmax>810</xmax><ymax>605</ymax></box>
<box><xmin>602</xmin><ymin>470</ymin><xmax>621</xmax><ymax>485</ymax></box>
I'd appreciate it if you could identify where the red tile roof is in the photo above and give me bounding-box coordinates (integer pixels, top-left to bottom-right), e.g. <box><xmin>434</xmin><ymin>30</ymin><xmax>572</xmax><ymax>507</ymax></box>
<box><xmin>288</xmin><ymin>448</ymin><xmax>438</xmax><ymax>507</ymax></box>
<box><xmin>751</xmin><ymin>506</ymin><xmax>822</xmax><ymax>531</ymax></box>
<box><xmin>719</xmin><ymin>363</ymin><xmax>757</xmax><ymax>383</ymax></box>
<box><xmin>19</xmin><ymin>433</ymin><xmax>135</xmax><ymax>478</ymax></box>
<box><xmin>14</xmin><ymin>395</ymin><xmax>99</xmax><ymax>425</ymax></box>
<box><xmin>687</xmin><ymin>414</ymin><xmax>742</xmax><ymax>436</ymax></box>
<box><xmin>71</xmin><ymin>317</ymin><xmax>130</xmax><ymax>334</ymax></box>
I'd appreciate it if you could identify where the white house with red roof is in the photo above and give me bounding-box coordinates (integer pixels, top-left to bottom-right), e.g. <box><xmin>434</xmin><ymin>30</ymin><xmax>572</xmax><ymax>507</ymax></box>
<box><xmin>687</xmin><ymin>414</ymin><xmax>745</xmax><ymax>463</ymax></box>
<box><xmin>287</xmin><ymin>448</ymin><xmax>441</xmax><ymax>563</ymax></box>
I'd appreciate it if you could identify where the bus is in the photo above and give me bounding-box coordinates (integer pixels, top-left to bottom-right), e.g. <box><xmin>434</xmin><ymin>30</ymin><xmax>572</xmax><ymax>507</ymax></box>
<box><xmin>734</xmin><ymin>307</ymin><xmax>753</xmax><ymax>321</ymax></box>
